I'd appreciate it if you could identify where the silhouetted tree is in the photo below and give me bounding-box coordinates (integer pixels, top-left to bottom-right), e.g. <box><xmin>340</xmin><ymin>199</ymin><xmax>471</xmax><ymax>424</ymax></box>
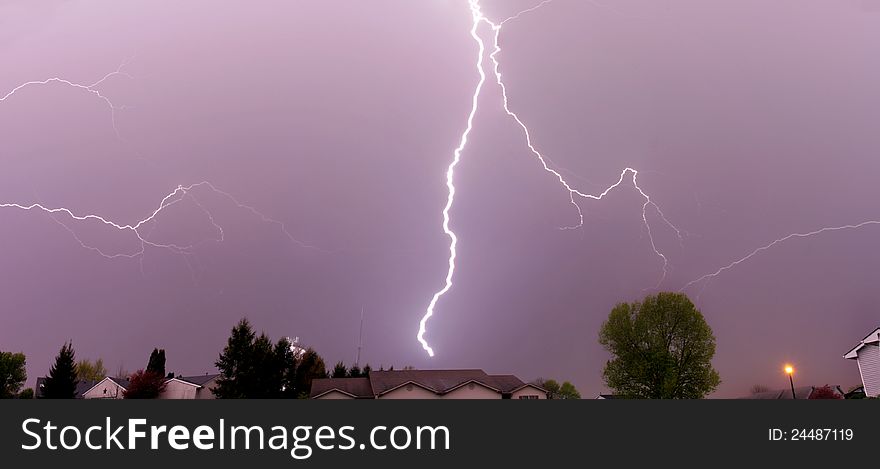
<box><xmin>292</xmin><ymin>349</ymin><xmax>327</xmax><ymax>398</ymax></box>
<box><xmin>146</xmin><ymin>349</ymin><xmax>166</xmax><ymax>377</ymax></box>
<box><xmin>43</xmin><ymin>342</ymin><xmax>79</xmax><ymax>399</ymax></box>
<box><xmin>0</xmin><ymin>351</ymin><xmax>27</xmax><ymax>399</ymax></box>
<box><xmin>750</xmin><ymin>384</ymin><xmax>771</xmax><ymax>395</ymax></box>
<box><xmin>332</xmin><ymin>361</ymin><xmax>348</xmax><ymax>378</ymax></box>
<box><xmin>17</xmin><ymin>388</ymin><xmax>34</xmax><ymax>399</ymax></box>
<box><xmin>362</xmin><ymin>364</ymin><xmax>372</xmax><ymax>376</ymax></box>
<box><xmin>599</xmin><ymin>292</ymin><xmax>720</xmax><ymax>399</ymax></box>
<box><xmin>347</xmin><ymin>364</ymin><xmax>362</xmax><ymax>378</ymax></box>
<box><xmin>214</xmin><ymin>318</ymin><xmax>315</xmax><ymax>398</ymax></box>
<box><xmin>124</xmin><ymin>370</ymin><xmax>166</xmax><ymax>399</ymax></box>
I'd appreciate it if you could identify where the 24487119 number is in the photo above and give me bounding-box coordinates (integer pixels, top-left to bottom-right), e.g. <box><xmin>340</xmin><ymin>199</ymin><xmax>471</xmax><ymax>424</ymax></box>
<box><xmin>768</xmin><ymin>428</ymin><xmax>853</xmax><ymax>441</ymax></box>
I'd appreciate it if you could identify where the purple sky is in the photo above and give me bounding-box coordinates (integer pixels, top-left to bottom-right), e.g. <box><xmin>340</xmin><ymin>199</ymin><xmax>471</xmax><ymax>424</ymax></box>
<box><xmin>2</xmin><ymin>0</ymin><xmax>880</xmax><ymax>397</ymax></box>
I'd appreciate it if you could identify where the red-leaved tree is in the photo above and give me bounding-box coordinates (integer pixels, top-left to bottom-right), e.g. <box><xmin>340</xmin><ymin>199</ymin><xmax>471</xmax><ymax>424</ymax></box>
<box><xmin>123</xmin><ymin>370</ymin><xmax>166</xmax><ymax>399</ymax></box>
<box><xmin>809</xmin><ymin>385</ymin><xmax>842</xmax><ymax>399</ymax></box>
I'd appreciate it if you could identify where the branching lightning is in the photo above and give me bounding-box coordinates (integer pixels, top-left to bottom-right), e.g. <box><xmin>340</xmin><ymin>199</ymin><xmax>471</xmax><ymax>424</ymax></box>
<box><xmin>0</xmin><ymin>60</ymin><xmax>132</xmax><ymax>139</ymax></box>
<box><xmin>1</xmin><ymin>63</ymin><xmax>321</xmax><ymax>266</ymax></box>
<box><xmin>680</xmin><ymin>220</ymin><xmax>880</xmax><ymax>293</ymax></box>
<box><xmin>417</xmin><ymin>0</ymin><xmax>681</xmax><ymax>356</ymax></box>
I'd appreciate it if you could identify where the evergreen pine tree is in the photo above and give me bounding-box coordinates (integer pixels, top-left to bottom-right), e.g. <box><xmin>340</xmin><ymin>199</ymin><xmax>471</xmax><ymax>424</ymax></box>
<box><xmin>43</xmin><ymin>342</ymin><xmax>79</xmax><ymax>399</ymax></box>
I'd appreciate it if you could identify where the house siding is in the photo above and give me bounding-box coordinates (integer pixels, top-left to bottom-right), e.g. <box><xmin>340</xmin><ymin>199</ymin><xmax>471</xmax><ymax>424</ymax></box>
<box><xmin>511</xmin><ymin>386</ymin><xmax>547</xmax><ymax>399</ymax></box>
<box><xmin>379</xmin><ymin>385</ymin><xmax>439</xmax><ymax>399</ymax></box>
<box><xmin>443</xmin><ymin>383</ymin><xmax>500</xmax><ymax>399</ymax></box>
<box><xmin>159</xmin><ymin>380</ymin><xmax>199</xmax><ymax>399</ymax></box>
<box><xmin>82</xmin><ymin>379</ymin><xmax>125</xmax><ymax>399</ymax></box>
<box><xmin>857</xmin><ymin>344</ymin><xmax>880</xmax><ymax>396</ymax></box>
<box><xmin>316</xmin><ymin>390</ymin><xmax>357</xmax><ymax>400</ymax></box>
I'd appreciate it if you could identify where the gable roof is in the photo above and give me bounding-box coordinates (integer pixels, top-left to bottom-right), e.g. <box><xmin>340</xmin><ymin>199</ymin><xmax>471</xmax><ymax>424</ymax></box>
<box><xmin>80</xmin><ymin>376</ymin><xmax>129</xmax><ymax>398</ymax></box>
<box><xmin>309</xmin><ymin>377</ymin><xmax>373</xmax><ymax>399</ymax></box>
<box><xmin>844</xmin><ymin>327</ymin><xmax>880</xmax><ymax>359</ymax></box>
<box><xmin>309</xmin><ymin>369</ymin><xmax>539</xmax><ymax>399</ymax></box>
<box><xmin>369</xmin><ymin>369</ymin><xmax>496</xmax><ymax>395</ymax></box>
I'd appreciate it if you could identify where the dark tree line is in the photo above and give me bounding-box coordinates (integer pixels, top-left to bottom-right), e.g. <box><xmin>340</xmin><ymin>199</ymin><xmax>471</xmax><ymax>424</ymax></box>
<box><xmin>331</xmin><ymin>362</ymin><xmax>372</xmax><ymax>378</ymax></box>
<box><xmin>213</xmin><ymin>318</ymin><xmax>328</xmax><ymax>398</ymax></box>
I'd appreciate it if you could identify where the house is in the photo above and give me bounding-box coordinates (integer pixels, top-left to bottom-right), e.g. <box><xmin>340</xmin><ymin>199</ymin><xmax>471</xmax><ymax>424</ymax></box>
<box><xmin>309</xmin><ymin>369</ymin><xmax>547</xmax><ymax>399</ymax></box>
<box><xmin>77</xmin><ymin>374</ymin><xmax>219</xmax><ymax>399</ymax></box>
<box><xmin>843</xmin><ymin>327</ymin><xmax>880</xmax><ymax>397</ymax></box>
<box><xmin>159</xmin><ymin>374</ymin><xmax>220</xmax><ymax>399</ymax></box>
<box><xmin>739</xmin><ymin>385</ymin><xmax>844</xmax><ymax>399</ymax></box>
<box><xmin>82</xmin><ymin>377</ymin><xmax>130</xmax><ymax>399</ymax></box>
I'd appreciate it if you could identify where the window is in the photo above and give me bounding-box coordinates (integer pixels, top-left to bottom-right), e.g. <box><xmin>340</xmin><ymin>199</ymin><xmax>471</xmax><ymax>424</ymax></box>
<box><xmin>518</xmin><ymin>395</ymin><xmax>539</xmax><ymax>399</ymax></box>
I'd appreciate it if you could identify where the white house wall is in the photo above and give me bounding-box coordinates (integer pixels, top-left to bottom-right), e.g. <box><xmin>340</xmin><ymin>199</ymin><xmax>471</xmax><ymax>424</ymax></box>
<box><xmin>159</xmin><ymin>380</ymin><xmax>199</xmax><ymax>399</ymax></box>
<box><xmin>82</xmin><ymin>379</ymin><xmax>125</xmax><ymax>399</ymax></box>
<box><xmin>857</xmin><ymin>343</ymin><xmax>880</xmax><ymax>396</ymax></box>
<box><xmin>379</xmin><ymin>385</ymin><xmax>439</xmax><ymax>399</ymax></box>
<box><xmin>443</xmin><ymin>383</ymin><xmax>500</xmax><ymax>399</ymax></box>
<box><xmin>511</xmin><ymin>386</ymin><xmax>547</xmax><ymax>399</ymax></box>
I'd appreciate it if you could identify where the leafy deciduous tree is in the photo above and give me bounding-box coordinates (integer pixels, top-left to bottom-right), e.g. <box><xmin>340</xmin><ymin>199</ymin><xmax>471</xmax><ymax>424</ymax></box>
<box><xmin>76</xmin><ymin>358</ymin><xmax>108</xmax><ymax>383</ymax></box>
<box><xmin>534</xmin><ymin>378</ymin><xmax>581</xmax><ymax>399</ymax></box>
<box><xmin>809</xmin><ymin>385</ymin><xmax>843</xmax><ymax>400</ymax></box>
<box><xmin>124</xmin><ymin>370</ymin><xmax>167</xmax><ymax>399</ymax></box>
<box><xmin>599</xmin><ymin>292</ymin><xmax>721</xmax><ymax>399</ymax></box>
<box><xmin>0</xmin><ymin>351</ymin><xmax>27</xmax><ymax>399</ymax></box>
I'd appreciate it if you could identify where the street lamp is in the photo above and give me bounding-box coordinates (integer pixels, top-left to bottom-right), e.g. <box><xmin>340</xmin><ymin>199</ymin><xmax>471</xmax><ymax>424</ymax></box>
<box><xmin>784</xmin><ymin>365</ymin><xmax>796</xmax><ymax>399</ymax></box>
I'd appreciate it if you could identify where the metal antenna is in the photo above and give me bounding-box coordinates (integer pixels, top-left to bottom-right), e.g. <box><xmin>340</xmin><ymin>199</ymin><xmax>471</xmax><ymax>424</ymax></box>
<box><xmin>356</xmin><ymin>306</ymin><xmax>365</xmax><ymax>367</ymax></box>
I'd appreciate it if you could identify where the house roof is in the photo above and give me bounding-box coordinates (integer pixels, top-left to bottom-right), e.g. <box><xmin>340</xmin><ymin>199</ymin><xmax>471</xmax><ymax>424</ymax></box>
<box><xmin>177</xmin><ymin>374</ymin><xmax>220</xmax><ymax>387</ymax></box>
<box><xmin>843</xmin><ymin>327</ymin><xmax>880</xmax><ymax>359</ymax></box>
<box><xmin>369</xmin><ymin>369</ymin><xmax>506</xmax><ymax>395</ymax></box>
<box><xmin>309</xmin><ymin>369</ymin><xmax>540</xmax><ymax>398</ymax></box>
<box><xmin>80</xmin><ymin>376</ymin><xmax>130</xmax><ymax>397</ymax></box>
<box><xmin>36</xmin><ymin>378</ymin><xmax>100</xmax><ymax>399</ymax></box>
<box><xmin>309</xmin><ymin>377</ymin><xmax>373</xmax><ymax>398</ymax></box>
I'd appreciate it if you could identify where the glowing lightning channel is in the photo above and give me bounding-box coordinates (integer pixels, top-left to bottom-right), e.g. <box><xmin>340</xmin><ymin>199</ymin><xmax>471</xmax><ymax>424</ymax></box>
<box><xmin>1</xmin><ymin>182</ymin><xmax>220</xmax><ymax>259</ymax></box>
<box><xmin>2</xmin><ymin>65</ymin><xmax>323</xmax><ymax>262</ymax></box>
<box><xmin>0</xmin><ymin>60</ymin><xmax>132</xmax><ymax>139</ymax></box>
<box><xmin>0</xmin><ymin>180</ymin><xmax>322</xmax><ymax>261</ymax></box>
<box><xmin>417</xmin><ymin>0</ymin><xmax>682</xmax><ymax>357</ymax></box>
<box><xmin>416</xmin><ymin>1</ymin><xmax>488</xmax><ymax>357</ymax></box>
<box><xmin>680</xmin><ymin>220</ymin><xmax>880</xmax><ymax>293</ymax></box>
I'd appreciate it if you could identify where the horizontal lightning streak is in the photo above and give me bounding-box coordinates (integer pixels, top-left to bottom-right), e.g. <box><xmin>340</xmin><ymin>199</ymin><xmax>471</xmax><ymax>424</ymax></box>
<box><xmin>2</xmin><ymin>61</ymin><xmax>322</xmax><ymax>263</ymax></box>
<box><xmin>0</xmin><ymin>181</ymin><xmax>322</xmax><ymax>259</ymax></box>
<box><xmin>680</xmin><ymin>220</ymin><xmax>880</xmax><ymax>292</ymax></box>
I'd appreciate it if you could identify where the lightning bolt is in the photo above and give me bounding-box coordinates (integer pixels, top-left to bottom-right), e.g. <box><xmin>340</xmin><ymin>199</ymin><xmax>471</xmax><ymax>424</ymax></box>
<box><xmin>2</xmin><ymin>63</ymin><xmax>323</xmax><ymax>266</ymax></box>
<box><xmin>680</xmin><ymin>220</ymin><xmax>880</xmax><ymax>293</ymax></box>
<box><xmin>0</xmin><ymin>59</ymin><xmax>132</xmax><ymax>139</ymax></box>
<box><xmin>417</xmin><ymin>0</ymin><xmax>681</xmax><ymax>357</ymax></box>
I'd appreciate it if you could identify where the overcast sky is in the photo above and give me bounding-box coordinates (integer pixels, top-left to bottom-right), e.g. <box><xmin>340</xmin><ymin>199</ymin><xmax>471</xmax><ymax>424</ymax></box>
<box><xmin>2</xmin><ymin>0</ymin><xmax>880</xmax><ymax>397</ymax></box>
